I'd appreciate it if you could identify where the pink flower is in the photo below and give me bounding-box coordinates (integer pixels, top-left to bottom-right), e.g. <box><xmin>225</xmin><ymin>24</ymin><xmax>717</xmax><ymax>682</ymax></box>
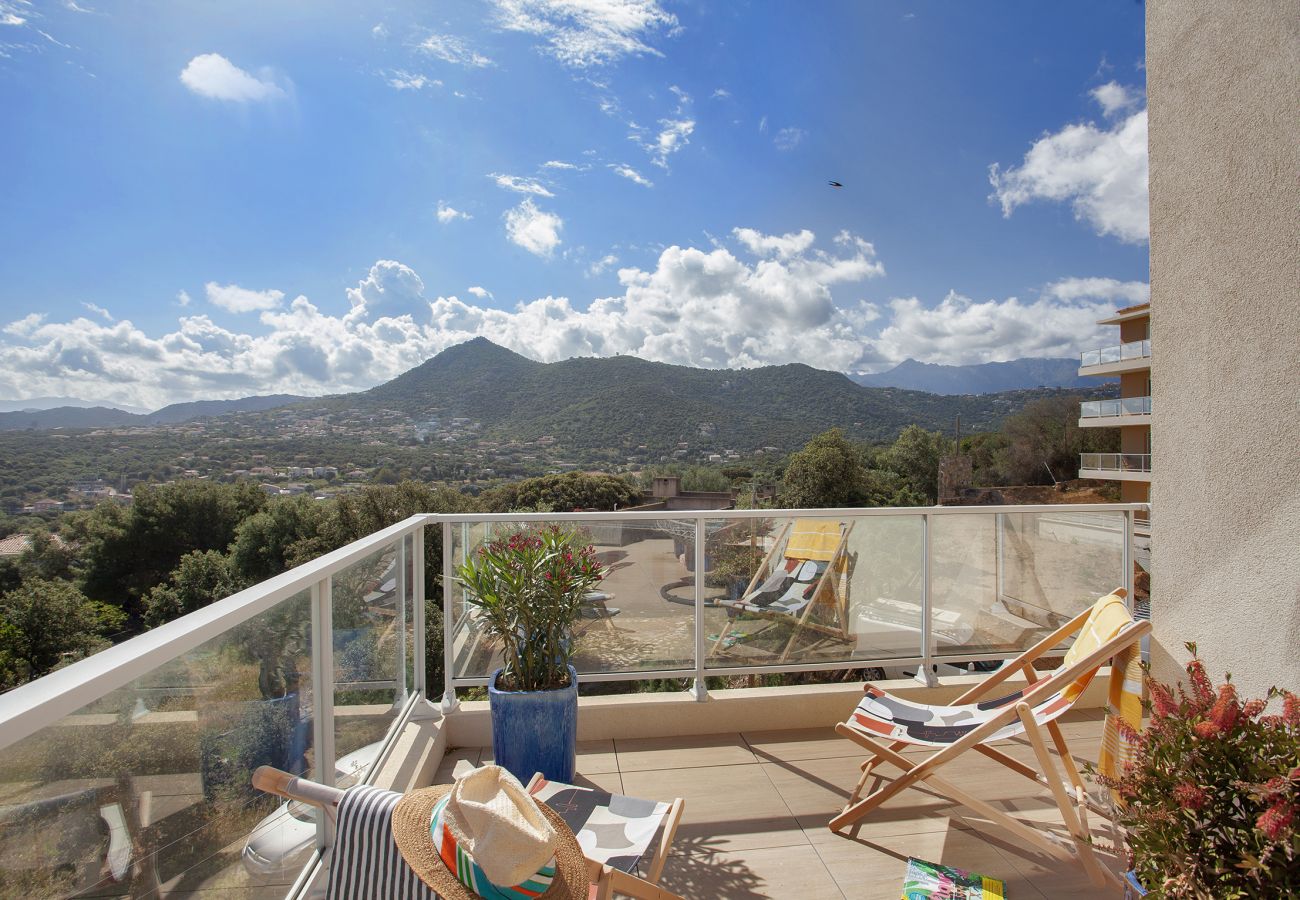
<box><xmin>1150</xmin><ymin>680</ymin><xmax>1179</xmax><ymax>719</ymax></box>
<box><xmin>1186</xmin><ymin>658</ymin><xmax>1215</xmax><ymax>708</ymax></box>
<box><xmin>1174</xmin><ymin>782</ymin><xmax>1208</xmax><ymax>810</ymax></box>
<box><xmin>1283</xmin><ymin>692</ymin><xmax>1300</xmax><ymax>726</ymax></box>
<box><xmin>1256</xmin><ymin>803</ymin><xmax>1293</xmax><ymax>841</ymax></box>
<box><xmin>1208</xmin><ymin>684</ymin><xmax>1240</xmax><ymax>733</ymax></box>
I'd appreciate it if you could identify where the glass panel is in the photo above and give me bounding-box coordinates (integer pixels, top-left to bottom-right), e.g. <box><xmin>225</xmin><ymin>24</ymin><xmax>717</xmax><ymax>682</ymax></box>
<box><xmin>993</xmin><ymin>510</ymin><xmax>1127</xmax><ymax>649</ymax></box>
<box><xmin>331</xmin><ymin>541</ymin><xmax>403</xmax><ymax>778</ymax></box>
<box><xmin>448</xmin><ymin>519</ymin><xmax>697</xmax><ymax>680</ymax></box>
<box><xmin>928</xmin><ymin>514</ymin><xmax>1001</xmax><ymax>656</ymax></box>
<box><xmin>0</xmin><ymin>591</ymin><xmax>314</xmax><ymax>897</ymax></box>
<box><xmin>704</xmin><ymin>514</ymin><xmax>925</xmax><ymax>668</ymax></box>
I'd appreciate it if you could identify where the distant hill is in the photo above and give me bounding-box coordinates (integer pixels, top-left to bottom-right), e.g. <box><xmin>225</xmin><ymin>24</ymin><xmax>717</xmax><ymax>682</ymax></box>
<box><xmin>0</xmin><ymin>396</ymin><xmax>151</xmax><ymax>414</ymax></box>
<box><xmin>318</xmin><ymin>338</ymin><xmax>1106</xmax><ymax>452</ymax></box>
<box><xmin>0</xmin><ymin>394</ymin><xmax>305</xmax><ymax>431</ymax></box>
<box><xmin>850</xmin><ymin>357</ymin><xmax>1106</xmax><ymax>394</ymax></box>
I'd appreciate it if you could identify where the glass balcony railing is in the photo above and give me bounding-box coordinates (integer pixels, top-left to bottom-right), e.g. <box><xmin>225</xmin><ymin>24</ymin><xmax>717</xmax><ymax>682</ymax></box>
<box><xmin>0</xmin><ymin>503</ymin><xmax>1148</xmax><ymax>897</ymax></box>
<box><xmin>1079</xmin><ymin>453</ymin><xmax>1153</xmax><ymax>473</ymax></box>
<box><xmin>1080</xmin><ymin>396</ymin><xmax>1152</xmax><ymax>418</ymax></box>
<box><xmin>1080</xmin><ymin>339</ymin><xmax>1151</xmax><ymax>368</ymax></box>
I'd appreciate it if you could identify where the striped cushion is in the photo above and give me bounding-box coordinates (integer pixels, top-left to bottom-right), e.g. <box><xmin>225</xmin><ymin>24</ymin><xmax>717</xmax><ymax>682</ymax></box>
<box><xmin>326</xmin><ymin>785</ymin><xmax>438</xmax><ymax>900</ymax></box>
<box><xmin>847</xmin><ymin>683</ymin><xmax>1080</xmax><ymax>748</ymax></box>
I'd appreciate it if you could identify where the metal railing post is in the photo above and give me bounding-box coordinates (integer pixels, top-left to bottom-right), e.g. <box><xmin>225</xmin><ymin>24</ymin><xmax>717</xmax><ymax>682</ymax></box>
<box><xmin>691</xmin><ymin>515</ymin><xmax>708</xmax><ymax>701</ymax></box>
<box><xmin>917</xmin><ymin>512</ymin><xmax>938</xmax><ymax>687</ymax></box>
<box><xmin>396</xmin><ymin>534</ymin><xmax>409</xmax><ymax>705</ymax></box>
<box><xmin>412</xmin><ymin>524</ymin><xmax>426</xmax><ymax>698</ymax></box>
<box><xmin>994</xmin><ymin>511</ymin><xmax>1005</xmax><ymax>604</ymax></box>
<box><xmin>310</xmin><ymin>576</ymin><xmax>336</xmax><ymax>849</ymax></box>
<box><xmin>441</xmin><ymin>519</ymin><xmax>460</xmax><ymax>714</ymax></box>
<box><xmin>1122</xmin><ymin>510</ymin><xmax>1134</xmax><ymax>609</ymax></box>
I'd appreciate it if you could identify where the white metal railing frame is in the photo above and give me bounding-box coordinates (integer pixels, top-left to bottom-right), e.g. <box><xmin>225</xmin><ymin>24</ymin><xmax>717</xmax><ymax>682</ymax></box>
<box><xmin>433</xmin><ymin>503</ymin><xmax>1149</xmax><ymax>708</ymax></box>
<box><xmin>1080</xmin><ymin>339</ymin><xmax>1152</xmax><ymax>368</ymax></box>
<box><xmin>1079</xmin><ymin>453</ymin><xmax>1153</xmax><ymax>473</ymax></box>
<box><xmin>1080</xmin><ymin>396</ymin><xmax>1152</xmax><ymax>418</ymax></box>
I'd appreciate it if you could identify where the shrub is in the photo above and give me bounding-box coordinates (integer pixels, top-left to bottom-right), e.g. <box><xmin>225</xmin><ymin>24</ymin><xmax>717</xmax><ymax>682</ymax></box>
<box><xmin>1093</xmin><ymin>643</ymin><xmax>1299</xmax><ymax>896</ymax></box>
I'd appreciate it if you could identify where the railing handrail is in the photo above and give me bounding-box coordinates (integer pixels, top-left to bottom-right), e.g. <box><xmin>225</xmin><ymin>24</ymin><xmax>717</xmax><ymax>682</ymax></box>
<box><xmin>0</xmin><ymin>513</ymin><xmax>432</xmax><ymax>750</ymax></box>
<box><xmin>433</xmin><ymin>502</ymin><xmax>1149</xmax><ymax>524</ymax></box>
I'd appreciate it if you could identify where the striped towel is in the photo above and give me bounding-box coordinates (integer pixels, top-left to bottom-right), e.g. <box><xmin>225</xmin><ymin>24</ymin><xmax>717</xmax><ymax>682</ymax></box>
<box><xmin>326</xmin><ymin>785</ymin><xmax>439</xmax><ymax>900</ymax></box>
<box><xmin>1098</xmin><ymin>640</ymin><xmax>1144</xmax><ymax>802</ymax></box>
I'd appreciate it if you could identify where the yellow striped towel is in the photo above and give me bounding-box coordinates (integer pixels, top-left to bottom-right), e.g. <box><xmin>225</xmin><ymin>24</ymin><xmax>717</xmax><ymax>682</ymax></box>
<box><xmin>1098</xmin><ymin>639</ymin><xmax>1144</xmax><ymax>802</ymax></box>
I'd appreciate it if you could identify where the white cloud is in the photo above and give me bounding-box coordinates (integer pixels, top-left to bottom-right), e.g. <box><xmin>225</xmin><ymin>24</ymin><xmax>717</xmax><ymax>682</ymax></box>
<box><xmin>1044</xmin><ymin>276</ymin><xmax>1149</xmax><ymax>306</ymax></box>
<box><xmin>609</xmin><ymin>163</ymin><xmax>652</xmax><ymax>187</ymax></box>
<box><xmin>388</xmin><ymin>71</ymin><xmax>441</xmax><ymax>90</ymax></box>
<box><xmin>0</xmin><ymin>232</ymin><xmax>1146</xmax><ymax>408</ymax></box>
<box><xmin>587</xmin><ymin>254</ymin><xmax>618</xmax><ymax>276</ymax></box>
<box><xmin>504</xmin><ymin>199</ymin><xmax>563</xmax><ymax>256</ymax></box>
<box><xmin>0</xmin><ymin>0</ymin><xmax>29</xmax><ymax>26</ymax></box>
<box><xmin>418</xmin><ymin>32</ymin><xmax>493</xmax><ymax>67</ymax></box>
<box><xmin>81</xmin><ymin>301</ymin><xmax>112</xmax><ymax>321</ymax></box>
<box><xmin>490</xmin><ymin>173</ymin><xmax>555</xmax><ymax>197</ymax></box>
<box><xmin>205</xmin><ymin>282</ymin><xmax>284</xmax><ymax>313</ymax></box>
<box><xmin>543</xmin><ymin>160</ymin><xmax>579</xmax><ymax>170</ymax></box>
<box><xmin>179</xmin><ymin>53</ymin><xmax>287</xmax><ymax>103</ymax></box>
<box><xmin>989</xmin><ymin>92</ymin><xmax>1148</xmax><ymax>243</ymax></box>
<box><xmin>372</xmin><ymin>23</ymin><xmax>388</xmax><ymax>38</ymax></box>
<box><xmin>491</xmin><ymin>0</ymin><xmax>678</xmax><ymax>68</ymax></box>
<box><xmin>757</xmin><ymin>115</ymin><xmax>768</xmax><ymax>134</ymax></box>
<box><xmin>711</xmin><ymin>88</ymin><xmax>730</xmax><ymax>100</ymax></box>
<box><xmin>437</xmin><ymin>201</ymin><xmax>472</xmax><ymax>223</ymax></box>
<box><xmin>176</xmin><ymin>290</ymin><xmax>192</xmax><ymax>307</ymax></box>
<box><xmin>1090</xmin><ymin>81</ymin><xmax>1142</xmax><ymax>117</ymax></box>
<box><xmin>774</xmin><ymin>127</ymin><xmax>806</xmax><ymax>151</ymax></box>
<box><xmin>639</xmin><ymin>117</ymin><xmax>693</xmax><ymax>169</ymax></box>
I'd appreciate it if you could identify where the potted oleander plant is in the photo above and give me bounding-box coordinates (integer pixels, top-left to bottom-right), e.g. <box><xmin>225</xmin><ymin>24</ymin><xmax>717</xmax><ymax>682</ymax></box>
<box><xmin>453</xmin><ymin>525</ymin><xmax>604</xmax><ymax>782</ymax></box>
<box><xmin>1092</xmin><ymin>643</ymin><xmax>1299</xmax><ymax>897</ymax></box>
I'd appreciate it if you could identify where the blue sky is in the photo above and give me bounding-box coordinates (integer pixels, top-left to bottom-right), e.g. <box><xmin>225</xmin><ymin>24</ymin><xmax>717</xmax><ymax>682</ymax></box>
<box><xmin>0</xmin><ymin>0</ymin><xmax>1149</xmax><ymax>409</ymax></box>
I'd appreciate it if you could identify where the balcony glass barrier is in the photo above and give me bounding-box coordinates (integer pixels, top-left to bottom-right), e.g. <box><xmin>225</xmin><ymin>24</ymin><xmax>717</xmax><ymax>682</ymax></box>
<box><xmin>1080</xmin><ymin>396</ymin><xmax>1152</xmax><ymax>418</ymax></box>
<box><xmin>1079</xmin><ymin>453</ymin><xmax>1153</xmax><ymax>473</ymax></box>
<box><xmin>1080</xmin><ymin>339</ymin><xmax>1151</xmax><ymax>367</ymax></box>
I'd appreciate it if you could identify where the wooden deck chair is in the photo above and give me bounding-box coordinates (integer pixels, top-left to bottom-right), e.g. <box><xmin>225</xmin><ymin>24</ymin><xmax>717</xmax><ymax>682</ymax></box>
<box><xmin>251</xmin><ymin>767</ymin><xmax>683</xmax><ymax>900</ymax></box>
<box><xmin>710</xmin><ymin>518</ymin><xmax>854</xmax><ymax>663</ymax></box>
<box><xmin>828</xmin><ymin>589</ymin><xmax>1149</xmax><ymax>891</ymax></box>
<box><xmin>526</xmin><ymin>773</ymin><xmax>684</xmax><ymax>891</ymax></box>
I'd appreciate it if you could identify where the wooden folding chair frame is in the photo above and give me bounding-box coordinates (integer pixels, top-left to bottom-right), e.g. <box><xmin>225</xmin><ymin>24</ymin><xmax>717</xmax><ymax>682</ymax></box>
<box><xmin>828</xmin><ymin>590</ymin><xmax>1149</xmax><ymax>892</ymax></box>
<box><xmin>525</xmin><ymin>772</ymin><xmax>685</xmax><ymax>885</ymax></box>
<box><xmin>709</xmin><ymin>519</ymin><xmax>855</xmax><ymax>663</ymax></box>
<box><xmin>251</xmin><ymin>767</ymin><xmax>684</xmax><ymax>900</ymax></box>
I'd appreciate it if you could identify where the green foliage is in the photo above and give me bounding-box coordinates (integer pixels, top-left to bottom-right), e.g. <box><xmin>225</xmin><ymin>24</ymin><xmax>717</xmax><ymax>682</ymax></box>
<box><xmin>779</xmin><ymin>429</ymin><xmax>871</xmax><ymax>508</ymax></box>
<box><xmin>1092</xmin><ymin>646</ymin><xmax>1300</xmax><ymax>896</ymax></box>
<box><xmin>75</xmin><ymin>480</ymin><xmax>266</xmax><ymax>617</ymax></box>
<box><xmin>144</xmin><ymin>549</ymin><xmax>248</xmax><ymax>626</ymax></box>
<box><xmin>453</xmin><ymin>526</ymin><xmax>604</xmax><ymax>692</ymax></box>
<box><xmin>883</xmin><ymin>425</ymin><xmax>950</xmax><ymax>503</ymax></box>
<box><xmin>995</xmin><ymin>395</ymin><xmax>1119</xmax><ymax>484</ymax></box>
<box><xmin>230</xmin><ymin>495</ymin><xmax>330</xmax><ymax>582</ymax></box>
<box><xmin>479</xmin><ymin>472</ymin><xmax>640</xmax><ymax>513</ymax></box>
<box><xmin>0</xmin><ymin>578</ymin><xmax>126</xmax><ymax>680</ymax></box>
<box><xmin>0</xmin><ymin>617</ymin><xmax>21</xmax><ymax>690</ymax></box>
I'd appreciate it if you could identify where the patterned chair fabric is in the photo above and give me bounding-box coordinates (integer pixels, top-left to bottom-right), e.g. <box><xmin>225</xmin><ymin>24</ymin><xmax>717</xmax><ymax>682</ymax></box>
<box><xmin>528</xmin><ymin>779</ymin><xmax>670</xmax><ymax>875</ymax></box>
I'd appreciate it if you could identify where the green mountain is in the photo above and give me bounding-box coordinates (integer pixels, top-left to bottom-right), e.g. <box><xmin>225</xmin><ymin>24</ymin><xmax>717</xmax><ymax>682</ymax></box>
<box><xmin>336</xmin><ymin>338</ymin><xmax>1104</xmax><ymax>453</ymax></box>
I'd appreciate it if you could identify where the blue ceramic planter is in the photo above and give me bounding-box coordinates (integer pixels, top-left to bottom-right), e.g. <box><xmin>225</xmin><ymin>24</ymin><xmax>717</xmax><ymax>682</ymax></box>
<box><xmin>488</xmin><ymin>665</ymin><xmax>578</xmax><ymax>784</ymax></box>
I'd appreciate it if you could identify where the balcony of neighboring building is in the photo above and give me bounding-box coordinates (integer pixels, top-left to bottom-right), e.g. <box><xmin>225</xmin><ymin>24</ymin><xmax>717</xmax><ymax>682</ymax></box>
<box><xmin>0</xmin><ymin>505</ymin><xmax>1149</xmax><ymax>899</ymax></box>
<box><xmin>1078</xmin><ymin>452</ymin><xmax>1152</xmax><ymax>482</ymax></box>
<box><xmin>1078</xmin><ymin>395</ymin><xmax>1152</xmax><ymax>427</ymax></box>
<box><xmin>1077</xmin><ymin>339</ymin><xmax>1151</xmax><ymax>377</ymax></box>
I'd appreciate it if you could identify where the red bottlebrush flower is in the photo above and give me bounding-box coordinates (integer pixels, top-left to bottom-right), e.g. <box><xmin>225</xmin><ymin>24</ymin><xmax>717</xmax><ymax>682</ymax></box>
<box><xmin>1209</xmin><ymin>684</ymin><xmax>1241</xmax><ymax>733</ymax></box>
<box><xmin>1186</xmin><ymin>658</ymin><xmax>1215</xmax><ymax>708</ymax></box>
<box><xmin>1242</xmin><ymin>698</ymin><xmax>1267</xmax><ymax>719</ymax></box>
<box><xmin>1174</xmin><ymin>782</ymin><xmax>1208</xmax><ymax>810</ymax></box>
<box><xmin>1258</xmin><ymin>776</ymin><xmax>1288</xmax><ymax>801</ymax></box>
<box><xmin>1195</xmin><ymin>720</ymin><xmax>1223</xmax><ymax>739</ymax></box>
<box><xmin>1283</xmin><ymin>692</ymin><xmax>1300</xmax><ymax>726</ymax></box>
<box><xmin>1150</xmin><ymin>680</ymin><xmax>1179</xmax><ymax>719</ymax></box>
<box><xmin>1257</xmin><ymin>802</ymin><xmax>1294</xmax><ymax>841</ymax></box>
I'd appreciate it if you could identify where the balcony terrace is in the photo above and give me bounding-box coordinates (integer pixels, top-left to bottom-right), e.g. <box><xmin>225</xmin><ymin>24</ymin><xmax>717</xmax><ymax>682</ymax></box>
<box><xmin>1078</xmin><ymin>396</ymin><xmax>1152</xmax><ymax>427</ymax></box>
<box><xmin>0</xmin><ymin>504</ymin><xmax>1145</xmax><ymax>899</ymax></box>
<box><xmin>1078</xmin><ymin>453</ymin><xmax>1152</xmax><ymax>482</ymax></box>
<box><xmin>1078</xmin><ymin>340</ymin><xmax>1151</xmax><ymax>377</ymax></box>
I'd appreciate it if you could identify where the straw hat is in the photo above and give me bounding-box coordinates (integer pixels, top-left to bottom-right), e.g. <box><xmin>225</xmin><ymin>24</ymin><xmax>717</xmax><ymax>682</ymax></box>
<box><xmin>392</xmin><ymin>765</ymin><xmax>589</xmax><ymax>899</ymax></box>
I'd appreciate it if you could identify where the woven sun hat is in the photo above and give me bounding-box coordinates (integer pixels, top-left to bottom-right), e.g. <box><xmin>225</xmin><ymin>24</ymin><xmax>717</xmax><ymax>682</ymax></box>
<box><xmin>392</xmin><ymin>765</ymin><xmax>589</xmax><ymax>899</ymax></box>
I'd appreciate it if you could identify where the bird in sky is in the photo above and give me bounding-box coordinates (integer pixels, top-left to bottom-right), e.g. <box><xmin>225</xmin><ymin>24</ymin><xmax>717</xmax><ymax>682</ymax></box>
<box><xmin>828</xmin><ymin>180</ymin><xmax>844</xmax><ymax>188</ymax></box>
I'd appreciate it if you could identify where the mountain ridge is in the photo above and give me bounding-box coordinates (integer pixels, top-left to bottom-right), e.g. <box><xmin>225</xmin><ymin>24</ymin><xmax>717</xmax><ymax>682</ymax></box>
<box><xmin>850</xmin><ymin>357</ymin><xmax>1106</xmax><ymax>394</ymax></box>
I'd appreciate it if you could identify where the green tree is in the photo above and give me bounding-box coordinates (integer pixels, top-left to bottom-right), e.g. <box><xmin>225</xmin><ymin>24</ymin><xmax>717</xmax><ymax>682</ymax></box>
<box><xmin>997</xmin><ymin>396</ymin><xmax>1119</xmax><ymax>484</ymax></box>
<box><xmin>779</xmin><ymin>428</ymin><xmax>872</xmax><ymax>508</ymax></box>
<box><xmin>230</xmin><ymin>495</ymin><xmax>330</xmax><ymax>583</ymax></box>
<box><xmin>0</xmin><ymin>617</ymin><xmax>22</xmax><ymax>690</ymax></box>
<box><xmin>0</xmin><ymin>578</ymin><xmax>126</xmax><ymax>680</ymax></box>
<box><xmin>144</xmin><ymin>549</ymin><xmax>247</xmax><ymax>626</ymax></box>
<box><xmin>479</xmin><ymin>472</ymin><xmax>640</xmax><ymax>513</ymax></box>
<box><xmin>883</xmin><ymin>425</ymin><xmax>950</xmax><ymax>504</ymax></box>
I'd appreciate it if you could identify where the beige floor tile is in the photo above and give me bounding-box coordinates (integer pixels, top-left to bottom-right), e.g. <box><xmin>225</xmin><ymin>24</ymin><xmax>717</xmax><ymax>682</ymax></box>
<box><xmin>659</xmin><ymin>843</ymin><xmax>845</xmax><ymax>900</ymax></box>
<box><xmin>577</xmin><ymin>738</ymin><xmax>620</xmax><ymax>774</ymax></box>
<box><xmin>432</xmin><ymin>746</ymin><xmax>482</xmax><ymax>784</ymax></box>
<box><xmin>620</xmin><ymin>764</ymin><xmax>807</xmax><ymax>853</ymax></box>
<box><xmin>615</xmin><ymin>732</ymin><xmax>756</xmax><ymax>771</ymax></box>
<box><xmin>742</xmin><ymin>727</ymin><xmax>860</xmax><ymax>762</ymax></box>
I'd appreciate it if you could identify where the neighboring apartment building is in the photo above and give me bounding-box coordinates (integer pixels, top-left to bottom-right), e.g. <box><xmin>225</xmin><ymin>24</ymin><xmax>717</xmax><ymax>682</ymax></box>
<box><xmin>1077</xmin><ymin>302</ymin><xmax>1152</xmax><ymax>510</ymax></box>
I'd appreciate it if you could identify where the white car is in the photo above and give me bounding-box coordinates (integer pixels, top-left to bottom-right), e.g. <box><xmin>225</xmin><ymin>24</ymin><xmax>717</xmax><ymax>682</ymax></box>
<box><xmin>241</xmin><ymin>740</ymin><xmax>384</xmax><ymax>876</ymax></box>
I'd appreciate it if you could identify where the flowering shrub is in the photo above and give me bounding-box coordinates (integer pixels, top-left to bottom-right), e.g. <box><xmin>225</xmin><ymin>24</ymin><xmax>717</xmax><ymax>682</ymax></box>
<box><xmin>454</xmin><ymin>525</ymin><xmax>604</xmax><ymax>692</ymax></box>
<box><xmin>1093</xmin><ymin>643</ymin><xmax>1299</xmax><ymax>897</ymax></box>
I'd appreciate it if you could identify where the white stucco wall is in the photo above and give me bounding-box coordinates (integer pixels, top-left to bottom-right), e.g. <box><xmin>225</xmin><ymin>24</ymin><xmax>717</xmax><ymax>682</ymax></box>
<box><xmin>1146</xmin><ymin>1</ymin><xmax>1300</xmax><ymax>697</ymax></box>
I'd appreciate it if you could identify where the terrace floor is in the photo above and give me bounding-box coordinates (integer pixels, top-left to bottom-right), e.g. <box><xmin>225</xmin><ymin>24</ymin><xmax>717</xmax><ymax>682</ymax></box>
<box><xmin>434</xmin><ymin>707</ymin><xmax>1125</xmax><ymax>899</ymax></box>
